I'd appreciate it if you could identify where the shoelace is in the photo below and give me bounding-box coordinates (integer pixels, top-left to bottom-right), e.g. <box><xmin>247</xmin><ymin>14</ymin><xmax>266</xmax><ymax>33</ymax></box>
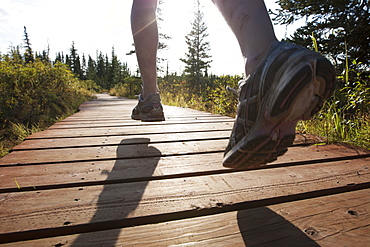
<box><xmin>226</xmin><ymin>86</ymin><xmax>238</xmax><ymax>96</ymax></box>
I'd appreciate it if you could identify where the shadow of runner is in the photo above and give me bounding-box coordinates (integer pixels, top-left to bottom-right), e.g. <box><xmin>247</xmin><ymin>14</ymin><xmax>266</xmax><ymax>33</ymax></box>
<box><xmin>237</xmin><ymin>207</ymin><xmax>320</xmax><ymax>246</ymax></box>
<box><xmin>71</xmin><ymin>138</ymin><xmax>161</xmax><ymax>246</ymax></box>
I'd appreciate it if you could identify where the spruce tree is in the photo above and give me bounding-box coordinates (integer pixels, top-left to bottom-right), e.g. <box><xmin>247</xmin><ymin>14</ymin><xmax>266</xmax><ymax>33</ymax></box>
<box><xmin>109</xmin><ymin>47</ymin><xmax>121</xmax><ymax>86</ymax></box>
<box><xmin>54</xmin><ymin>52</ymin><xmax>64</xmax><ymax>64</ymax></box>
<box><xmin>65</xmin><ymin>55</ymin><xmax>71</xmax><ymax>68</ymax></box>
<box><xmin>82</xmin><ymin>54</ymin><xmax>87</xmax><ymax>80</ymax></box>
<box><xmin>180</xmin><ymin>0</ymin><xmax>212</xmax><ymax>90</ymax></box>
<box><xmin>23</xmin><ymin>26</ymin><xmax>34</xmax><ymax>63</ymax></box>
<box><xmin>96</xmin><ymin>52</ymin><xmax>107</xmax><ymax>88</ymax></box>
<box><xmin>86</xmin><ymin>55</ymin><xmax>98</xmax><ymax>81</ymax></box>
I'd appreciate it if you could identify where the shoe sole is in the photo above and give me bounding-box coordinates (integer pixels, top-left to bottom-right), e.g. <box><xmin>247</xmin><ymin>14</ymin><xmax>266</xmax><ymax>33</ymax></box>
<box><xmin>141</xmin><ymin>113</ymin><xmax>165</xmax><ymax>122</ymax></box>
<box><xmin>132</xmin><ymin>110</ymin><xmax>165</xmax><ymax>122</ymax></box>
<box><xmin>223</xmin><ymin>55</ymin><xmax>336</xmax><ymax>169</ymax></box>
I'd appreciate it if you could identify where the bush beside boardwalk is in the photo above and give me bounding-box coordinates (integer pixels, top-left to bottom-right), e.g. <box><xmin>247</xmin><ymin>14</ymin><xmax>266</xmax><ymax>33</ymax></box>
<box><xmin>0</xmin><ymin>58</ymin><xmax>97</xmax><ymax>157</ymax></box>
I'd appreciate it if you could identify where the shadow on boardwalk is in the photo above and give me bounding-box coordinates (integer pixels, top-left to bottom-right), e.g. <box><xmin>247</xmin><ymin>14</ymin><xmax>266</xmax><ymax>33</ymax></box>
<box><xmin>68</xmin><ymin>139</ymin><xmax>319</xmax><ymax>246</ymax></box>
<box><xmin>237</xmin><ymin>208</ymin><xmax>320</xmax><ymax>246</ymax></box>
<box><xmin>71</xmin><ymin>138</ymin><xmax>161</xmax><ymax>246</ymax></box>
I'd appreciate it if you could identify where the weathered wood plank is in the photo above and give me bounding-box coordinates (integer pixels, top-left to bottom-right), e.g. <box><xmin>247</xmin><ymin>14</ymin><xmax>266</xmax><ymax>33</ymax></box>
<box><xmin>12</xmin><ymin>131</ymin><xmax>322</xmax><ymax>151</ymax></box>
<box><xmin>2</xmin><ymin>182</ymin><xmax>370</xmax><ymax>246</ymax></box>
<box><xmin>1</xmin><ymin>180</ymin><xmax>370</xmax><ymax>247</ymax></box>
<box><xmin>0</xmin><ymin>144</ymin><xmax>368</xmax><ymax>191</ymax></box>
<box><xmin>0</xmin><ymin>158</ymin><xmax>369</xmax><ymax>237</ymax></box>
<box><xmin>0</xmin><ymin>139</ymin><xmax>227</xmax><ymax>165</ymax></box>
<box><xmin>0</xmin><ymin>137</ymin><xmax>367</xmax><ymax>166</ymax></box>
<box><xmin>65</xmin><ymin>96</ymin><xmax>222</xmax><ymax>119</ymax></box>
<box><xmin>49</xmin><ymin>116</ymin><xmax>233</xmax><ymax>129</ymax></box>
<box><xmin>13</xmin><ymin>130</ymin><xmax>231</xmax><ymax>150</ymax></box>
<box><xmin>26</xmin><ymin>121</ymin><xmax>233</xmax><ymax>139</ymax></box>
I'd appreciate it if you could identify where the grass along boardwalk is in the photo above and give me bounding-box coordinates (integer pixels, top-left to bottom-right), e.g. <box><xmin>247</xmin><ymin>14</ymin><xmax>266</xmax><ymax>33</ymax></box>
<box><xmin>0</xmin><ymin>93</ymin><xmax>370</xmax><ymax>246</ymax></box>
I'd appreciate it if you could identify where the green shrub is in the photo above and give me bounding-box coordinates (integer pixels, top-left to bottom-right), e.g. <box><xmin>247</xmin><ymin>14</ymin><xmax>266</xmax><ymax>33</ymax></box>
<box><xmin>0</xmin><ymin>58</ymin><xmax>96</xmax><ymax>157</ymax></box>
<box><xmin>159</xmin><ymin>75</ymin><xmax>241</xmax><ymax>117</ymax></box>
<box><xmin>109</xmin><ymin>77</ymin><xmax>142</xmax><ymax>99</ymax></box>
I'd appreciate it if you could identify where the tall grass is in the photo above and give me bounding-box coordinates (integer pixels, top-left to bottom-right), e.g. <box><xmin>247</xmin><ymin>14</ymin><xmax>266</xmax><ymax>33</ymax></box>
<box><xmin>109</xmin><ymin>77</ymin><xmax>142</xmax><ymax>99</ymax></box>
<box><xmin>297</xmin><ymin>38</ymin><xmax>369</xmax><ymax>149</ymax></box>
<box><xmin>159</xmin><ymin>75</ymin><xmax>240</xmax><ymax>117</ymax></box>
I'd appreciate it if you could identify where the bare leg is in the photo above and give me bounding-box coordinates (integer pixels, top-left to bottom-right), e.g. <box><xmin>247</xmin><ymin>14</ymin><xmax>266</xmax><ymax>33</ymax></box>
<box><xmin>131</xmin><ymin>0</ymin><xmax>158</xmax><ymax>98</ymax></box>
<box><xmin>212</xmin><ymin>0</ymin><xmax>278</xmax><ymax>76</ymax></box>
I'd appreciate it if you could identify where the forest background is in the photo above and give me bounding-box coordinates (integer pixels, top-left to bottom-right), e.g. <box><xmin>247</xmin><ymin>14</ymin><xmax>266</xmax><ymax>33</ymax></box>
<box><xmin>0</xmin><ymin>0</ymin><xmax>369</xmax><ymax>157</ymax></box>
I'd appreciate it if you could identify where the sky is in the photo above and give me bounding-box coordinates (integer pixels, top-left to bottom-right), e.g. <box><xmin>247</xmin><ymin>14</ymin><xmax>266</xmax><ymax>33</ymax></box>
<box><xmin>0</xmin><ymin>0</ymin><xmax>304</xmax><ymax>76</ymax></box>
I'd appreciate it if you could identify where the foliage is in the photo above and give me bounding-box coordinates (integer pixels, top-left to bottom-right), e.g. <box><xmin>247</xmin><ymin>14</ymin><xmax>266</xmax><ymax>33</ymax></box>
<box><xmin>0</xmin><ymin>54</ymin><xmax>96</xmax><ymax>157</ymax></box>
<box><xmin>159</xmin><ymin>74</ymin><xmax>240</xmax><ymax>117</ymax></box>
<box><xmin>298</xmin><ymin>59</ymin><xmax>370</xmax><ymax>149</ymax></box>
<box><xmin>299</xmin><ymin>102</ymin><xmax>370</xmax><ymax>150</ymax></box>
<box><xmin>109</xmin><ymin>77</ymin><xmax>142</xmax><ymax>99</ymax></box>
<box><xmin>272</xmin><ymin>0</ymin><xmax>370</xmax><ymax>81</ymax></box>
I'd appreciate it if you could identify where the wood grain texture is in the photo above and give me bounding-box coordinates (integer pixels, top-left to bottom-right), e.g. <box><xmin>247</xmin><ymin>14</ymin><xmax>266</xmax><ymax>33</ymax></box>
<box><xmin>0</xmin><ymin>93</ymin><xmax>369</xmax><ymax>246</ymax></box>
<box><xmin>1</xmin><ymin>158</ymin><xmax>369</xmax><ymax>236</ymax></box>
<box><xmin>3</xmin><ymin>188</ymin><xmax>369</xmax><ymax>247</ymax></box>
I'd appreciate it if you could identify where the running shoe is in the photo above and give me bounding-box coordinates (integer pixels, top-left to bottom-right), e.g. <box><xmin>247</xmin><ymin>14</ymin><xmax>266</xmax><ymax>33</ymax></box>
<box><xmin>223</xmin><ymin>41</ymin><xmax>336</xmax><ymax>169</ymax></box>
<box><xmin>131</xmin><ymin>93</ymin><xmax>165</xmax><ymax>121</ymax></box>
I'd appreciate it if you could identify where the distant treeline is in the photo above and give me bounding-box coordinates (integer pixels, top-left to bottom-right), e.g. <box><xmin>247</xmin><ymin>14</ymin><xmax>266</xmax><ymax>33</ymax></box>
<box><xmin>54</xmin><ymin>42</ymin><xmax>132</xmax><ymax>90</ymax></box>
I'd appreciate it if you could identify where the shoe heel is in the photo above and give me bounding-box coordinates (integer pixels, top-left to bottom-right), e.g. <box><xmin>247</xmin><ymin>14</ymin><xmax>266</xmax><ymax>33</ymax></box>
<box><xmin>272</xmin><ymin>56</ymin><xmax>336</xmax><ymax>122</ymax></box>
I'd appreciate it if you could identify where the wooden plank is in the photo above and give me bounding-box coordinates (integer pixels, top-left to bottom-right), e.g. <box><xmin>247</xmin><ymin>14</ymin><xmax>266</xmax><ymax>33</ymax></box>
<box><xmin>0</xmin><ymin>136</ymin><xmax>367</xmax><ymax>166</ymax></box>
<box><xmin>49</xmin><ymin>116</ymin><xmax>233</xmax><ymax>128</ymax></box>
<box><xmin>0</xmin><ymin>144</ymin><xmax>368</xmax><ymax>191</ymax></box>
<box><xmin>0</xmin><ymin>137</ymin><xmax>369</xmax><ymax>166</ymax></box>
<box><xmin>12</xmin><ymin>130</ymin><xmax>324</xmax><ymax>151</ymax></box>
<box><xmin>1</xmin><ymin>181</ymin><xmax>370</xmax><ymax>246</ymax></box>
<box><xmin>66</xmin><ymin>96</ymin><xmax>222</xmax><ymax>119</ymax></box>
<box><xmin>11</xmin><ymin>131</ymin><xmax>322</xmax><ymax>151</ymax></box>
<box><xmin>48</xmin><ymin>117</ymin><xmax>234</xmax><ymax>129</ymax></box>
<box><xmin>12</xmin><ymin>130</ymin><xmax>231</xmax><ymax>150</ymax></box>
<box><xmin>25</xmin><ymin>121</ymin><xmax>233</xmax><ymax>139</ymax></box>
<box><xmin>0</xmin><ymin>139</ymin><xmax>227</xmax><ymax>165</ymax></box>
<box><xmin>0</xmin><ymin>158</ymin><xmax>369</xmax><ymax>237</ymax></box>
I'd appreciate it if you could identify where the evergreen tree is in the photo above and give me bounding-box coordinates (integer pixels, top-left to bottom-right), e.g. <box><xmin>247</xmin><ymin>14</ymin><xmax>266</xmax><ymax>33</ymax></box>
<box><xmin>10</xmin><ymin>46</ymin><xmax>23</xmax><ymax>63</ymax></box>
<box><xmin>121</xmin><ymin>62</ymin><xmax>131</xmax><ymax>79</ymax></box>
<box><xmin>86</xmin><ymin>55</ymin><xmax>97</xmax><ymax>81</ymax></box>
<box><xmin>82</xmin><ymin>54</ymin><xmax>87</xmax><ymax>80</ymax></box>
<box><xmin>109</xmin><ymin>47</ymin><xmax>121</xmax><ymax>86</ymax></box>
<box><xmin>23</xmin><ymin>26</ymin><xmax>34</xmax><ymax>63</ymax></box>
<box><xmin>38</xmin><ymin>50</ymin><xmax>49</xmax><ymax>62</ymax></box>
<box><xmin>66</xmin><ymin>42</ymin><xmax>83</xmax><ymax>79</ymax></box>
<box><xmin>180</xmin><ymin>0</ymin><xmax>212</xmax><ymax>90</ymax></box>
<box><xmin>272</xmin><ymin>0</ymin><xmax>370</xmax><ymax>75</ymax></box>
<box><xmin>54</xmin><ymin>52</ymin><xmax>64</xmax><ymax>64</ymax></box>
<box><xmin>65</xmin><ymin>55</ymin><xmax>71</xmax><ymax>69</ymax></box>
<box><xmin>96</xmin><ymin>52</ymin><xmax>108</xmax><ymax>88</ymax></box>
<box><xmin>75</xmin><ymin>55</ymin><xmax>83</xmax><ymax>79</ymax></box>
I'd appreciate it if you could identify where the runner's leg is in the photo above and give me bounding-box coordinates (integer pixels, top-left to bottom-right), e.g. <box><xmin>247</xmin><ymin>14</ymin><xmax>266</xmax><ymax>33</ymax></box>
<box><xmin>131</xmin><ymin>0</ymin><xmax>159</xmax><ymax>98</ymax></box>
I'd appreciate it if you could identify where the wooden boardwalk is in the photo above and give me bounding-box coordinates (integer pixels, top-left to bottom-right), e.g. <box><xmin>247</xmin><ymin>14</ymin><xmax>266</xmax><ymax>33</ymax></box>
<box><xmin>1</xmin><ymin>93</ymin><xmax>370</xmax><ymax>246</ymax></box>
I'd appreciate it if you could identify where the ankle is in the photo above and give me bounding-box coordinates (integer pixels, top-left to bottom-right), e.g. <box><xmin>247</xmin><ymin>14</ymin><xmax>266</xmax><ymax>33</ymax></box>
<box><xmin>244</xmin><ymin>40</ymin><xmax>278</xmax><ymax>76</ymax></box>
<box><xmin>245</xmin><ymin>52</ymin><xmax>264</xmax><ymax>76</ymax></box>
<box><xmin>142</xmin><ymin>91</ymin><xmax>159</xmax><ymax>99</ymax></box>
